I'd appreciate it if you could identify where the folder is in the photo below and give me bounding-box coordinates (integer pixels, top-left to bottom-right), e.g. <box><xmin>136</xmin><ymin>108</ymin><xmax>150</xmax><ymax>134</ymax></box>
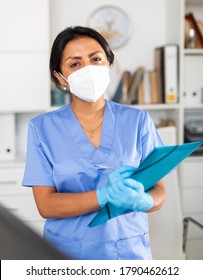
<box><xmin>88</xmin><ymin>141</ymin><xmax>203</xmax><ymax>227</ymax></box>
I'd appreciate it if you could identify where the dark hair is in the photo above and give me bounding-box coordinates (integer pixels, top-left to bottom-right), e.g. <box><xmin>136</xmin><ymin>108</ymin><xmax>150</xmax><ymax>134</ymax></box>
<box><xmin>50</xmin><ymin>26</ymin><xmax>115</xmax><ymax>88</ymax></box>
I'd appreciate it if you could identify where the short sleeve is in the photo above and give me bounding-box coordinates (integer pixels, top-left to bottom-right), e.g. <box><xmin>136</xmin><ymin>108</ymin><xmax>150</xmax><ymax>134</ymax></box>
<box><xmin>22</xmin><ymin>121</ymin><xmax>55</xmax><ymax>187</ymax></box>
<box><xmin>141</xmin><ymin>111</ymin><xmax>164</xmax><ymax>162</ymax></box>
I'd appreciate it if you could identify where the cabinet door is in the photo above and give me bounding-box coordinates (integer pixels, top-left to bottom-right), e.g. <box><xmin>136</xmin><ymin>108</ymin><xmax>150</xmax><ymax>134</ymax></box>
<box><xmin>181</xmin><ymin>159</ymin><xmax>203</xmax><ymax>213</ymax></box>
<box><xmin>0</xmin><ymin>0</ymin><xmax>49</xmax><ymax>52</ymax></box>
<box><xmin>180</xmin><ymin>159</ymin><xmax>203</xmax><ymax>259</ymax></box>
<box><xmin>0</xmin><ymin>114</ymin><xmax>15</xmax><ymax>161</ymax></box>
<box><xmin>0</xmin><ymin>53</ymin><xmax>50</xmax><ymax>111</ymax></box>
<box><xmin>181</xmin><ymin>160</ymin><xmax>203</xmax><ymax>189</ymax></box>
<box><xmin>0</xmin><ymin>165</ymin><xmax>44</xmax><ymax>236</ymax></box>
<box><xmin>182</xmin><ymin>188</ymin><xmax>203</xmax><ymax>213</ymax></box>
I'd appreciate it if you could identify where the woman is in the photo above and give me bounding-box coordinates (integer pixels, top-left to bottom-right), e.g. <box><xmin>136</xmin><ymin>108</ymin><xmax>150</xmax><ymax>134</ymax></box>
<box><xmin>22</xmin><ymin>26</ymin><xmax>165</xmax><ymax>260</ymax></box>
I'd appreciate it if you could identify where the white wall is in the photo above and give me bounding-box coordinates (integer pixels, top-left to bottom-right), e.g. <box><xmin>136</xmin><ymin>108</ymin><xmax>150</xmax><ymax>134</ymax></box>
<box><xmin>50</xmin><ymin>0</ymin><xmax>170</xmax><ymax>96</ymax></box>
<box><xmin>5</xmin><ymin>0</ymin><xmax>179</xmax><ymax>158</ymax></box>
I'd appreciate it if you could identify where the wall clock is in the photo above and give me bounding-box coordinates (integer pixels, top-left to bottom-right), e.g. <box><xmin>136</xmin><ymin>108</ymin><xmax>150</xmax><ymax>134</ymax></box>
<box><xmin>87</xmin><ymin>5</ymin><xmax>131</xmax><ymax>49</ymax></box>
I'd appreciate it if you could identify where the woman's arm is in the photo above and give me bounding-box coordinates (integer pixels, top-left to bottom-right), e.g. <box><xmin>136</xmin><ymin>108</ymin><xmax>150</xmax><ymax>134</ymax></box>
<box><xmin>147</xmin><ymin>180</ymin><xmax>166</xmax><ymax>212</ymax></box>
<box><xmin>32</xmin><ymin>179</ymin><xmax>166</xmax><ymax>219</ymax></box>
<box><xmin>32</xmin><ymin>186</ymin><xmax>100</xmax><ymax>219</ymax></box>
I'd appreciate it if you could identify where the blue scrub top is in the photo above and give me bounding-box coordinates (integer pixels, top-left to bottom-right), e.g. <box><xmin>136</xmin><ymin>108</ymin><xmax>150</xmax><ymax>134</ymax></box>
<box><xmin>22</xmin><ymin>100</ymin><xmax>163</xmax><ymax>260</ymax></box>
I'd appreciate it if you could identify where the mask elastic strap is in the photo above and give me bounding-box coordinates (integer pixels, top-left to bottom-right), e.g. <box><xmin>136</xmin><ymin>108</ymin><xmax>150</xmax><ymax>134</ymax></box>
<box><xmin>57</xmin><ymin>72</ymin><xmax>70</xmax><ymax>92</ymax></box>
<box><xmin>58</xmin><ymin>72</ymin><xmax>68</xmax><ymax>82</ymax></box>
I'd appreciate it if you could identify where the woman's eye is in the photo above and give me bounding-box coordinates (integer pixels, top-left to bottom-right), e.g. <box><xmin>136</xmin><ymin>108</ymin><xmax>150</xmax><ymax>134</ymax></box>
<box><xmin>92</xmin><ymin>57</ymin><xmax>102</xmax><ymax>62</ymax></box>
<box><xmin>70</xmin><ymin>62</ymin><xmax>80</xmax><ymax>68</ymax></box>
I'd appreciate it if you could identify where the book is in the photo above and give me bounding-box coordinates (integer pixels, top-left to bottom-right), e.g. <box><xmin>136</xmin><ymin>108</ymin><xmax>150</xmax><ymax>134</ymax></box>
<box><xmin>155</xmin><ymin>45</ymin><xmax>178</xmax><ymax>104</ymax></box>
<box><xmin>137</xmin><ymin>75</ymin><xmax>145</xmax><ymax>104</ymax></box>
<box><xmin>137</xmin><ymin>68</ymin><xmax>146</xmax><ymax>105</ymax></box>
<box><xmin>88</xmin><ymin>140</ymin><xmax>203</xmax><ymax>227</ymax></box>
<box><xmin>119</xmin><ymin>71</ymin><xmax>132</xmax><ymax>104</ymax></box>
<box><xmin>112</xmin><ymin>70</ymin><xmax>131</xmax><ymax>104</ymax></box>
<box><xmin>148</xmin><ymin>70</ymin><xmax>160</xmax><ymax>104</ymax></box>
<box><xmin>127</xmin><ymin>67</ymin><xmax>145</xmax><ymax>104</ymax></box>
<box><xmin>185</xmin><ymin>13</ymin><xmax>203</xmax><ymax>48</ymax></box>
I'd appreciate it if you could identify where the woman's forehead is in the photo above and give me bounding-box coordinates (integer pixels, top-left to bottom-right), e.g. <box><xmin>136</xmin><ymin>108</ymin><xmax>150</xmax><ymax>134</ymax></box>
<box><xmin>61</xmin><ymin>37</ymin><xmax>105</xmax><ymax>60</ymax></box>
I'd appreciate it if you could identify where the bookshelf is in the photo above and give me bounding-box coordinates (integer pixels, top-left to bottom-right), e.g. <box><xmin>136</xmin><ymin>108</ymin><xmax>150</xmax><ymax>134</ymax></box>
<box><xmin>179</xmin><ymin>0</ymin><xmax>203</xmax><ymax>260</ymax></box>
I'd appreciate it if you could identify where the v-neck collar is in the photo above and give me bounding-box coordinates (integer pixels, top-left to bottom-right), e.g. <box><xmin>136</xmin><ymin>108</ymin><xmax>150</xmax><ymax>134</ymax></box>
<box><xmin>63</xmin><ymin>100</ymin><xmax>116</xmax><ymax>164</ymax></box>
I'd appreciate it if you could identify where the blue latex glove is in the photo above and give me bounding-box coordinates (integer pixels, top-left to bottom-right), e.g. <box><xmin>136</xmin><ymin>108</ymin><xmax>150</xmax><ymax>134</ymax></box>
<box><xmin>96</xmin><ymin>165</ymin><xmax>136</xmax><ymax>208</ymax></box>
<box><xmin>107</xmin><ymin>178</ymin><xmax>153</xmax><ymax>212</ymax></box>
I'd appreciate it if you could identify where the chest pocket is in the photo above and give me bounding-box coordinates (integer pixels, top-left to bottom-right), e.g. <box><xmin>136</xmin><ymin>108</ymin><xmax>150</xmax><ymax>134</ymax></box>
<box><xmin>53</xmin><ymin>162</ymin><xmax>111</xmax><ymax>193</ymax></box>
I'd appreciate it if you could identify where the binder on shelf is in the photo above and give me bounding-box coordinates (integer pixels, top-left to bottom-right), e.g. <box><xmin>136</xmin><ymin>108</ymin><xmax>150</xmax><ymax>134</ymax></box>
<box><xmin>0</xmin><ymin>113</ymin><xmax>15</xmax><ymax>161</ymax></box>
<box><xmin>88</xmin><ymin>140</ymin><xmax>203</xmax><ymax>227</ymax></box>
<box><xmin>154</xmin><ymin>48</ymin><xmax>164</xmax><ymax>103</ymax></box>
<box><xmin>155</xmin><ymin>44</ymin><xmax>178</xmax><ymax>104</ymax></box>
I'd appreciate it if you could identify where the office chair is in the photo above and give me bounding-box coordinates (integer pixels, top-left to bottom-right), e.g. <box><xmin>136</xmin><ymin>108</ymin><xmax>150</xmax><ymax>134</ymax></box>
<box><xmin>0</xmin><ymin>204</ymin><xmax>71</xmax><ymax>260</ymax></box>
<box><xmin>183</xmin><ymin>217</ymin><xmax>203</xmax><ymax>259</ymax></box>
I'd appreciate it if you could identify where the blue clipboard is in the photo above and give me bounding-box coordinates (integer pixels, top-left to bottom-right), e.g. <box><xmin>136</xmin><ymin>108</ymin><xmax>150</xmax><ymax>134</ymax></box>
<box><xmin>88</xmin><ymin>141</ymin><xmax>203</xmax><ymax>227</ymax></box>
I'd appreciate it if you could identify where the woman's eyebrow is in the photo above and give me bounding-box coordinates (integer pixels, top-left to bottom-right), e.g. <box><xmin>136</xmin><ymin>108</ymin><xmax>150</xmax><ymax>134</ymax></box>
<box><xmin>65</xmin><ymin>51</ymin><xmax>103</xmax><ymax>61</ymax></box>
<box><xmin>88</xmin><ymin>51</ymin><xmax>103</xmax><ymax>58</ymax></box>
<box><xmin>65</xmin><ymin>55</ymin><xmax>82</xmax><ymax>61</ymax></box>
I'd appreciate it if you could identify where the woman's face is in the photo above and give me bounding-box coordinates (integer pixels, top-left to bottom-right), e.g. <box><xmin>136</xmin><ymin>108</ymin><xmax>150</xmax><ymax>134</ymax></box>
<box><xmin>56</xmin><ymin>36</ymin><xmax>109</xmax><ymax>87</ymax></box>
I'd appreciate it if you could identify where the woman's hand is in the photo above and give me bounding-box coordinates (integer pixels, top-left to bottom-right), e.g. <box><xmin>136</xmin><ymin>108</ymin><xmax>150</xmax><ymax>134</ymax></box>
<box><xmin>96</xmin><ymin>165</ymin><xmax>137</xmax><ymax>208</ymax></box>
<box><xmin>107</xmin><ymin>178</ymin><xmax>153</xmax><ymax>212</ymax></box>
<box><xmin>96</xmin><ymin>165</ymin><xmax>153</xmax><ymax>212</ymax></box>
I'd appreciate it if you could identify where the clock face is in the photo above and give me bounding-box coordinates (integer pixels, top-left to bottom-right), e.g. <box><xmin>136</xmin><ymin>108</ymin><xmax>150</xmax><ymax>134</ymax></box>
<box><xmin>87</xmin><ymin>6</ymin><xmax>131</xmax><ymax>49</ymax></box>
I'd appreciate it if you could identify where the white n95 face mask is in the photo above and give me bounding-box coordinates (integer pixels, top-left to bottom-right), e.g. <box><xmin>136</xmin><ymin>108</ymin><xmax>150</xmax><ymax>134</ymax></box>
<box><xmin>66</xmin><ymin>65</ymin><xmax>110</xmax><ymax>102</ymax></box>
